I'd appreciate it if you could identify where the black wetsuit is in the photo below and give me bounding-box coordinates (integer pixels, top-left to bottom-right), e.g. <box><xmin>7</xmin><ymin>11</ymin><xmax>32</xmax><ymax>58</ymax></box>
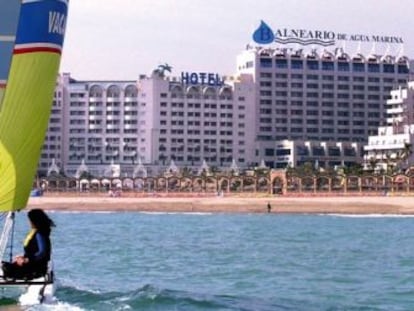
<box><xmin>2</xmin><ymin>231</ymin><xmax>51</xmax><ymax>279</ymax></box>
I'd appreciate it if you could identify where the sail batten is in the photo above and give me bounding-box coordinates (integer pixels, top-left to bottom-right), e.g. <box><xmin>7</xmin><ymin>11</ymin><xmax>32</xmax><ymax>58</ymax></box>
<box><xmin>0</xmin><ymin>0</ymin><xmax>68</xmax><ymax>212</ymax></box>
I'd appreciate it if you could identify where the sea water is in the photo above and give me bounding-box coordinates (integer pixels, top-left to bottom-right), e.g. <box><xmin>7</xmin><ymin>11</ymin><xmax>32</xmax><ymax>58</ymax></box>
<box><xmin>0</xmin><ymin>211</ymin><xmax>413</xmax><ymax>310</ymax></box>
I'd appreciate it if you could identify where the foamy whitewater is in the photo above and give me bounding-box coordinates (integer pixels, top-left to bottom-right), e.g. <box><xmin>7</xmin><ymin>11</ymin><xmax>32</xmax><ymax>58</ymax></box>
<box><xmin>1</xmin><ymin>212</ymin><xmax>413</xmax><ymax>310</ymax></box>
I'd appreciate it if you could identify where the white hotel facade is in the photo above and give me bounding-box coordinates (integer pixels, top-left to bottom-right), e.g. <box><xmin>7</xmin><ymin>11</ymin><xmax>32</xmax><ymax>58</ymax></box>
<box><xmin>364</xmin><ymin>81</ymin><xmax>414</xmax><ymax>171</ymax></box>
<box><xmin>39</xmin><ymin>45</ymin><xmax>411</xmax><ymax>177</ymax></box>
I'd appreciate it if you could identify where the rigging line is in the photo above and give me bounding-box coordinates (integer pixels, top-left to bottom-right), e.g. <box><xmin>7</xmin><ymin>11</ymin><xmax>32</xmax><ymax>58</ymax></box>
<box><xmin>8</xmin><ymin>212</ymin><xmax>15</xmax><ymax>262</ymax></box>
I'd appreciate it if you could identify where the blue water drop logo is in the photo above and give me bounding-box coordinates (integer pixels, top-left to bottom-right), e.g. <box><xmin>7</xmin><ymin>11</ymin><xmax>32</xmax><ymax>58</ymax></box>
<box><xmin>252</xmin><ymin>21</ymin><xmax>275</xmax><ymax>44</ymax></box>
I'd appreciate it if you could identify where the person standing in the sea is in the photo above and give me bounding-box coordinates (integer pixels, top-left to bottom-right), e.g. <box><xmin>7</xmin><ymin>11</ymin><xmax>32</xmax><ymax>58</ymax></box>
<box><xmin>267</xmin><ymin>202</ymin><xmax>272</xmax><ymax>213</ymax></box>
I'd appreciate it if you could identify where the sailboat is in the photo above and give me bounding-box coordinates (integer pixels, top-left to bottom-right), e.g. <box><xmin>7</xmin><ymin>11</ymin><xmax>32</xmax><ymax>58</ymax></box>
<box><xmin>0</xmin><ymin>0</ymin><xmax>69</xmax><ymax>303</ymax></box>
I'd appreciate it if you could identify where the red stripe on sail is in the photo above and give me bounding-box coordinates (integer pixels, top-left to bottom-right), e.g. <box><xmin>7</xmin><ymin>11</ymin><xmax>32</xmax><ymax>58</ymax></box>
<box><xmin>13</xmin><ymin>47</ymin><xmax>62</xmax><ymax>55</ymax></box>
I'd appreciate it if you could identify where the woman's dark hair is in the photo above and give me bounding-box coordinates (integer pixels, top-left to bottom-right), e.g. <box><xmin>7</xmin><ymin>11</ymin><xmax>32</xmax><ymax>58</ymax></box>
<box><xmin>28</xmin><ymin>209</ymin><xmax>55</xmax><ymax>236</ymax></box>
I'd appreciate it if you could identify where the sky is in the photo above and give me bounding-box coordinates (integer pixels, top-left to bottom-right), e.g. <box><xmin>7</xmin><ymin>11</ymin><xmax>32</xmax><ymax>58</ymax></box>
<box><xmin>60</xmin><ymin>0</ymin><xmax>414</xmax><ymax>80</ymax></box>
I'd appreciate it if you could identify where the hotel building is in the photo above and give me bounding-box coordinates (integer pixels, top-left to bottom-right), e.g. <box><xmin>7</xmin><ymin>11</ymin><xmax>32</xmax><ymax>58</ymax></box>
<box><xmin>39</xmin><ymin>46</ymin><xmax>411</xmax><ymax>177</ymax></box>
<box><xmin>236</xmin><ymin>46</ymin><xmax>410</xmax><ymax>168</ymax></box>
<box><xmin>364</xmin><ymin>81</ymin><xmax>414</xmax><ymax>171</ymax></box>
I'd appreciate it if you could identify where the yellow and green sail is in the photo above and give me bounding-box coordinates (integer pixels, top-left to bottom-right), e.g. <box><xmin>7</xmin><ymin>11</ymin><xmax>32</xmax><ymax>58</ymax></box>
<box><xmin>0</xmin><ymin>0</ymin><xmax>69</xmax><ymax>211</ymax></box>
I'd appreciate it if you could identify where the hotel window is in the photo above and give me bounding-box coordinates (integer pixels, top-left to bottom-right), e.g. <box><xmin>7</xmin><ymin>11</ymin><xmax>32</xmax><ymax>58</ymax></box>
<box><xmin>352</xmin><ymin>63</ymin><xmax>365</xmax><ymax>72</ymax></box>
<box><xmin>312</xmin><ymin>147</ymin><xmax>325</xmax><ymax>156</ymax></box>
<box><xmin>260</xmin><ymin>81</ymin><xmax>272</xmax><ymax>87</ymax></box>
<box><xmin>291</xmin><ymin>82</ymin><xmax>302</xmax><ymax>88</ymax></box>
<box><xmin>275</xmin><ymin>82</ymin><xmax>287</xmax><ymax>87</ymax></box>
<box><xmin>306</xmin><ymin>110</ymin><xmax>318</xmax><ymax>116</ymax></box>
<box><xmin>260</xmin><ymin>73</ymin><xmax>272</xmax><ymax>78</ymax></box>
<box><xmin>338</xmin><ymin>62</ymin><xmax>350</xmax><ymax>71</ymax></box>
<box><xmin>260</xmin><ymin>58</ymin><xmax>272</xmax><ymax>68</ymax></box>
<box><xmin>275</xmin><ymin>73</ymin><xmax>287</xmax><ymax>78</ymax></box>
<box><xmin>368</xmin><ymin>63</ymin><xmax>380</xmax><ymax>73</ymax></box>
<box><xmin>306</xmin><ymin>101</ymin><xmax>318</xmax><ymax>107</ymax></box>
<box><xmin>322</xmin><ymin>84</ymin><xmax>334</xmax><ymax>89</ymax></box>
<box><xmin>307</xmin><ymin>83</ymin><xmax>318</xmax><ymax>89</ymax></box>
<box><xmin>306</xmin><ymin>92</ymin><xmax>319</xmax><ymax>98</ymax></box>
<box><xmin>276</xmin><ymin>149</ymin><xmax>291</xmax><ymax>156</ymax></box>
<box><xmin>353</xmin><ymin>85</ymin><xmax>365</xmax><ymax>91</ymax></box>
<box><xmin>291</xmin><ymin>60</ymin><xmax>303</xmax><ymax>70</ymax></box>
<box><xmin>322</xmin><ymin>75</ymin><xmax>334</xmax><ymax>81</ymax></box>
<box><xmin>275</xmin><ymin>91</ymin><xmax>287</xmax><ymax>96</ymax></box>
<box><xmin>353</xmin><ymin>94</ymin><xmax>365</xmax><ymax>100</ymax></box>
<box><xmin>322</xmin><ymin>62</ymin><xmax>334</xmax><ymax>71</ymax></box>
<box><xmin>338</xmin><ymin>85</ymin><xmax>349</xmax><ymax>90</ymax></box>
<box><xmin>368</xmin><ymin>77</ymin><xmax>380</xmax><ymax>82</ymax></box>
<box><xmin>296</xmin><ymin>146</ymin><xmax>309</xmax><ymax>156</ymax></box>
<box><xmin>246</xmin><ymin>61</ymin><xmax>254</xmax><ymax>68</ymax></box>
<box><xmin>306</xmin><ymin>60</ymin><xmax>319</xmax><ymax>70</ymax></box>
<box><xmin>398</xmin><ymin>65</ymin><xmax>409</xmax><ymax>74</ymax></box>
<box><xmin>322</xmin><ymin>119</ymin><xmax>334</xmax><ymax>125</ymax></box>
<box><xmin>276</xmin><ymin>59</ymin><xmax>288</xmax><ymax>69</ymax></box>
<box><xmin>291</xmin><ymin>92</ymin><xmax>303</xmax><ymax>97</ymax></box>
<box><xmin>368</xmin><ymin>86</ymin><xmax>380</xmax><ymax>91</ymax></box>
<box><xmin>383</xmin><ymin>64</ymin><xmax>395</xmax><ymax>73</ymax></box>
<box><xmin>307</xmin><ymin>119</ymin><xmax>318</xmax><ymax>125</ymax></box>
<box><xmin>353</xmin><ymin>111</ymin><xmax>365</xmax><ymax>117</ymax></box>
<box><xmin>307</xmin><ymin>74</ymin><xmax>319</xmax><ymax>80</ymax></box>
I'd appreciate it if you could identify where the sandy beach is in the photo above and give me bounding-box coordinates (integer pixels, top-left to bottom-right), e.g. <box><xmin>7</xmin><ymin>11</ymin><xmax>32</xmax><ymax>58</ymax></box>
<box><xmin>26</xmin><ymin>194</ymin><xmax>414</xmax><ymax>214</ymax></box>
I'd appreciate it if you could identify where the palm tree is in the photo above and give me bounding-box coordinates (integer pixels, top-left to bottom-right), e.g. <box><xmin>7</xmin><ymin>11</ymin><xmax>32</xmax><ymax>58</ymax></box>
<box><xmin>152</xmin><ymin>63</ymin><xmax>173</xmax><ymax>78</ymax></box>
<box><xmin>399</xmin><ymin>142</ymin><xmax>412</xmax><ymax>170</ymax></box>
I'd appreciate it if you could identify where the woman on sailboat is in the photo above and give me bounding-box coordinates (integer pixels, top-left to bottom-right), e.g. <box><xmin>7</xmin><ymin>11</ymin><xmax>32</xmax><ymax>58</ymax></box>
<box><xmin>2</xmin><ymin>209</ymin><xmax>55</xmax><ymax>280</ymax></box>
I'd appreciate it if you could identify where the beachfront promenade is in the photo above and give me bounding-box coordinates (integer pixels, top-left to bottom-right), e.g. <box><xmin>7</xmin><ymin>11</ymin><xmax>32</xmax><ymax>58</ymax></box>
<box><xmin>27</xmin><ymin>193</ymin><xmax>414</xmax><ymax>214</ymax></box>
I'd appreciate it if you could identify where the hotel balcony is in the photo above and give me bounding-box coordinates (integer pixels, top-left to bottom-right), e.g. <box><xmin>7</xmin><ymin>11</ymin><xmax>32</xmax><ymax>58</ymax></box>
<box><xmin>89</xmin><ymin>106</ymin><xmax>104</xmax><ymax>111</ymax></box>
<box><xmin>88</xmin><ymin>97</ymin><xmax>103</xmax><ymax>103</ymax></box>
<box><xmin>124</xmin><ymin>97</ymin><xmax>137</xmax><ymax>103</ymax></box>
<box><xmin>106</xmin><ymin>97</ymin><xmax>119</xmax><ymax>103</ymax></box>
<box><xmin>88</xmin><ymin>124</ymin><xmax>103</xmax><ymax>130</ymax></box>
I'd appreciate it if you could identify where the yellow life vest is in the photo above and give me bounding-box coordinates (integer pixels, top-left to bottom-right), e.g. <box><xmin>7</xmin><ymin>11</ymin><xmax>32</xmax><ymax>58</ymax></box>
<box><xmin>23</xmin><ymin>229</ymin><xmax>36</xmax><ymax>247</ymax></box>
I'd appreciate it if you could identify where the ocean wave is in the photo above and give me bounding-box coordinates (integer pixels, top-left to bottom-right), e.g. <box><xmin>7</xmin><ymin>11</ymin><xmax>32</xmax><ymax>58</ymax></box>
<box><xmin>139</xmin><ymin>211</ymin><xmax>213</xmax><ymax>215</ymax></box>
<box><xmin>53</xmin><ymin>284</ymin><xmax>297</xmax><ymax>311</ymax></box>
<box><xmin>324</xmin><ymin>213</ymin><xmax>414</xmax><ymax>218</ymax></box>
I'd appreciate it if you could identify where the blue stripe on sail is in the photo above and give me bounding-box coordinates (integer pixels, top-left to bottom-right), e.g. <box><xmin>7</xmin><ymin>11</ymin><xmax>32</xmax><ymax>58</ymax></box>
<box><xmin>0</xmin><ymin>0</ymin><xmax>20</xmax><ymax>82</ymax></box>
<box><xmin>15</xmin><ymin>0</ymin><xmax>68</xmax><ymax>48</ymax></box>
<box><xmin>0</xmin><ymin>42</ymin><xmax>14</xmax><ymax>80</ymax></box>
<box><xmin>0</xmin><ymin>0</ymin><xmax>20</xmax><ymax>34</ymax></box>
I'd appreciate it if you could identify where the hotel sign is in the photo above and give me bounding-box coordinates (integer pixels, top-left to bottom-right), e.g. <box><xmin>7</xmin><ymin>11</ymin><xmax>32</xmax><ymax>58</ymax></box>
<box><xmin>181</xmin><ymin>72</ymin><xmax>224</xmax><ymax>86</ymax></box>
<box><xmin>253</xmin><ymin>21</ymin><xmax>404</xmax><ymax>46</ymax></box>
